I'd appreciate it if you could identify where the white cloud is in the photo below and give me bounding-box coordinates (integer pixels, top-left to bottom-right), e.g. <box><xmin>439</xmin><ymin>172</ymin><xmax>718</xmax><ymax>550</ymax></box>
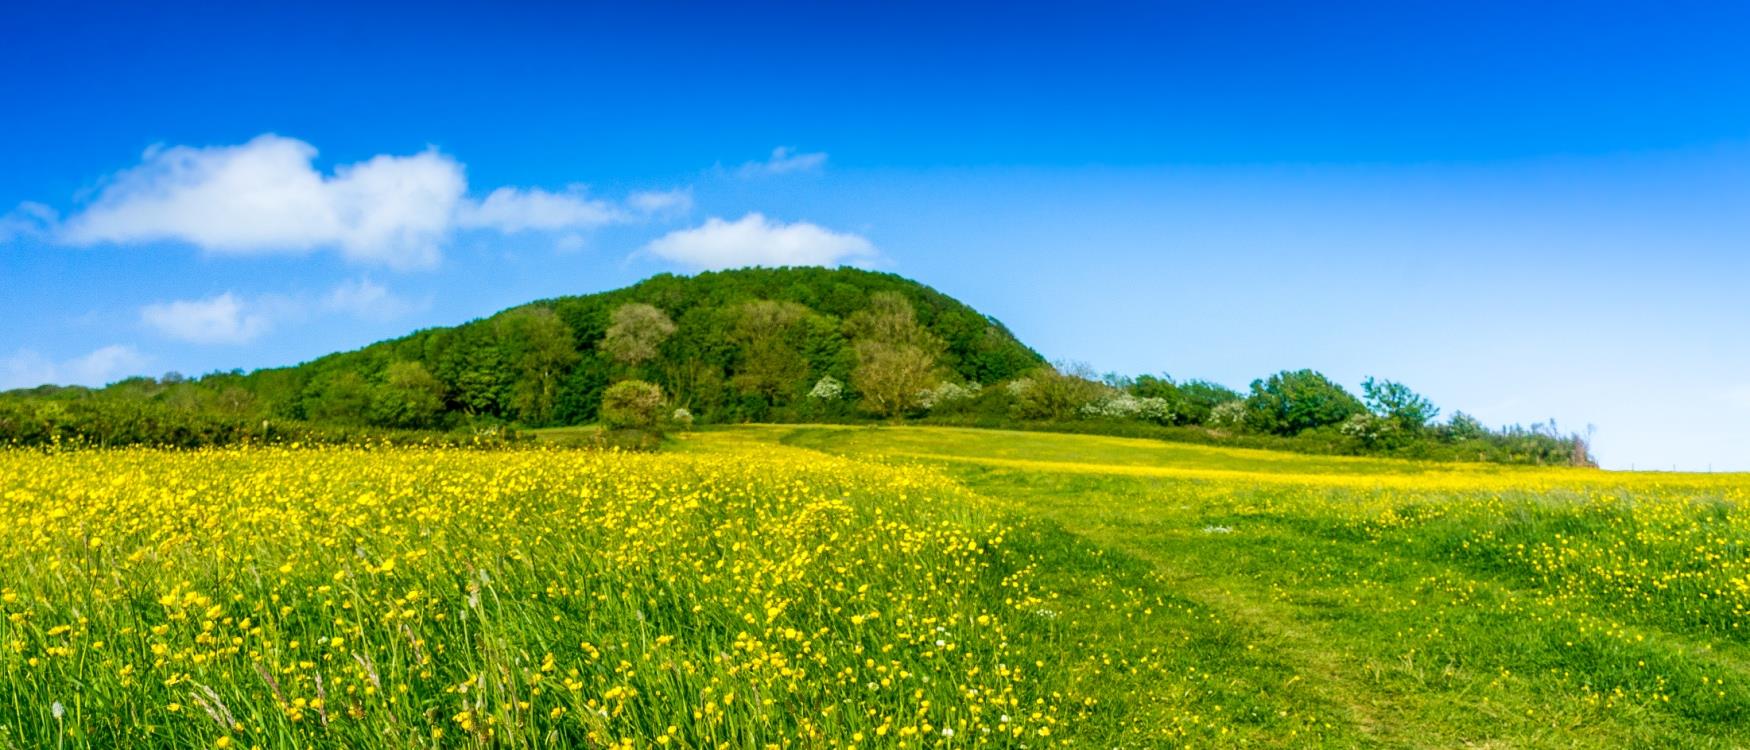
<box><xmin>739</xmin><ymin>146</ymin><xmax>828</xmax><ymax>177</ymax></box>
<box><xmin>643</xmin><ymin>213</ymin><xmax>876</xmax><ymax>270</ymax></box>
<box><xmin>60</xmin><ymin>135</ymin><xmax>465</xmax><ymax>269</ymax></box>
<box><xmin>457</xmin><ymin>186</ymin><xmax>624</xmax><ymax>233</ymax></box>
<box><xmin>0</xmin><ymin>202</ymin><xmax>58</xmax><ymax>242</ymax></box>
<box><xmin>141</xmin><ymin>293</ymin><xmax>272</xmax><ymax>344</ymax></box>
<box><xmin>65</xmin><ymin>345</ymin><xmax>149</xmax><ymax>385</ymax></box>
<box><xmin>0</xmin><ymin>350</ymin><xmax>56</xmax><ymax>390</ymax></box>
<box><xmin>627</xmin><ymin>188</ymin><xmax>694</xmax><ymax>215</ymax></box>
<box><xmin>319</xmin><ymin>278</ymin><xmax>418</xmax><ymax>321</ymax></box>
<box><xmin>554</xmin><ymin>233</ymin><xmax>588</xmax><ymax>253</ymax></box>
<box><xmin>41</xmin><ymin>134</ymin><xmax>690</xmax><ymax>268</ymax></box>
<box><xmin>2</xmin><ymin>345</ymin><xmax>147</xmax><ymax>390</ymax></box>
<box><xmin>140</xmin><ymin>280</ymin><xmax>421</xmax><ymax>345</ymax></box>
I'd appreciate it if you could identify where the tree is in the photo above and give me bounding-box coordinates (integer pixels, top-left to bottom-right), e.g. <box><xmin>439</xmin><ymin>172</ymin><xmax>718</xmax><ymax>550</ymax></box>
<box><xmin>1010</xmin><ymin>362</ymin><xmax>1106</xmax><ymax>421</ymax></box>
<box><xmin>1130</xmin><ymin>374</ymin><xmax>1178</xmax><ymax>401</ymax></box>
<box><xmin>303</xmin><ymin>372</ymin><xmax>371</xmax><ymax>423</ymax></box>
<box><xmin>844</xmin><ymin>292</ymin><xmax>942</xmax><ymax>353</ymax></box>
<box><xmin>1361</xmin><ymin>377</ymin><xmax>1439</xmax><ymax>430</ymax></box>
<box><xmin>436</xmin><ymin>326</ymin><xmax>509</xmax><ymax>417</ymax></box>
<box><xmin>729</xmin><ymin>300</ymin><xmax>813</xmax><ymax>403</ymax></box>
<box><xmin>499</xmin><ymin>308</ymin><xmax>581</xmax><ymax>424</ymax></box>
<box><xmin>845</xmin><ymin>292</ymin><xmax>947</xmax><ymax>417</ymax></box>
<box><xmin>1443</xmin><ymin>411</ymin><xmax>1489</xmax><ymax>442</ymax></box>
<box><xmin>599</xmin><ymin>379</ymin><xmax>665</xmax><ymax>430</ymax></box>
<box><xmin>1243</xmin><ymin>369</ymin><xmax>1365</xmax><ymax>435</ymax></box>
<box><xmin>1176</xmin><ymin>380</ymin><xmax>1242</xmax><ymax>425</ymax></box>
<box><xmin>369</xmin><ymin>361</ymin><xmax>446</xmax><ymax>429</ymax></box>
<box><xmin>602</xmin><ymin>303</ymin><xmax>676</xmax><ymax>366</ymax></box>
<box><xmin>850</xmin><ymin>340</ymin><xmax>938</xmax><ymax>418</ymax></box>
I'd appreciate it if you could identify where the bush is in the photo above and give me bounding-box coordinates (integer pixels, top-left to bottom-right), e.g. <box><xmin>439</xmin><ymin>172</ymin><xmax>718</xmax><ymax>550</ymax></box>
<box><xmin>918</xmin><ymin>381</ymin><xmax>980</xmax><ymax>412</ymax></box>
<box><xmin>1079</xmin><ymin>393</ymin><xmax>1174</xmax><ymax>425</ymax></box>
<box><xmin>1010</xmin><ymin>364</ymin><xmax>1105</xmax><ymax>421</ymax></box>
<box><xmin>808</xmin><ymin>375</ymin><xmax>846</xmax><ymax>401</ymax></box>
<box><xmin>1206</xmin><ymin>400</ymin><xmax>1247</xmax><ymax>429</ymax></box>
<box><xmin>1243</xmin><ymin>369</ymin><xmax>1366</xmax><ymax>435</ymax></box>
<box><xmin>599</xmin><ymin>380</ymin><xmax>665</xmax><ymax>430</ymax></box>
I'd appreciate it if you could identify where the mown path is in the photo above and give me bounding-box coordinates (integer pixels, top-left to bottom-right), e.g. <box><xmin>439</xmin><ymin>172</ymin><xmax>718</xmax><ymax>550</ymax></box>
<box><xmin>684</xmin><ymin>425</ymin><xmax>1750</xmax><ymax>748</ymax></box>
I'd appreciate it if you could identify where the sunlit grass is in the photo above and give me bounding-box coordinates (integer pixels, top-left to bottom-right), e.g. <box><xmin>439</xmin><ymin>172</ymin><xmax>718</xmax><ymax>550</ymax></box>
<box><xmin>6</xmin><ymin>426</ymin><xmax>1750</xmax><ymax>748</ymax></box>
<box><xmin>0</xmin><ymin>444</ymin><xmax>1091</xmax><ymax>747</ymax></box>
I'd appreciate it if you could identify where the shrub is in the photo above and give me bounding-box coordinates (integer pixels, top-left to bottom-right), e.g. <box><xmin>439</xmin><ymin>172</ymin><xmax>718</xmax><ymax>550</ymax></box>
<box><xmin>918</xmin><ymin>381</ymin><xmax>980</xmax><ymax>411</ymax></box>
<box><xmin>1243</xmin><ymin>369</ymin><xmax>1366</xmax><ymax>435</ymax></box>
<box><xmin>1362</xmin><ymin>377</ymin><xmax>1439</xmax><ymax>430</ymax></box>
<box><xmin>599</xmin><ymin>380</ymin><xmax>665</xmax><ymax>430</ymax></box>
<box><xmin>1079</xmin><ymin>393</ymin><xmax>1174</xmax><ymax>424</ymax></box>
<box><xmin>1010</xmin><ymin>363</ymin><xmax>1105</xmax><ymax>421</ymax></box>
<box><xmin>1206</xmin><ymin>400</ymin><xmax>1248</xmax><ymax>429</ymax></box>
<box><xmin>808</xmin><ymin>375</ymin><xmax>845</xmax><ymax>401</ymax></box>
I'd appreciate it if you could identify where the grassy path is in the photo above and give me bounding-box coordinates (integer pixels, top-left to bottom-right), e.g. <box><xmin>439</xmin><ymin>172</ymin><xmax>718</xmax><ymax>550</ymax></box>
<box><xmin>680</xmin><ymin>425</ymin><xmax>1750</xmax><ymax>748</ymax></box>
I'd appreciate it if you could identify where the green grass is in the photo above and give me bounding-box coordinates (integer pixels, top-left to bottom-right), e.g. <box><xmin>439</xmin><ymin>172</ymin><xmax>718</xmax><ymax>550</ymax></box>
<box><xmin>7</xmin><ymin>425</ymin><xmax>1746</xmax><ymax>748</ymax></box>
<box><xmin>680</xmin><ymin>425</ymin><xmax>1750</xmax><ymax>748</ymax></box>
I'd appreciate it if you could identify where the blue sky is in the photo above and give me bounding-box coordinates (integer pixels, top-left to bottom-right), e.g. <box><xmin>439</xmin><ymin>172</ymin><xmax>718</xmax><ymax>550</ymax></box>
<box><xmin>2</xmin><ymin>1</ymin><xmax>1748</xmax><ymax>470</ymax></box>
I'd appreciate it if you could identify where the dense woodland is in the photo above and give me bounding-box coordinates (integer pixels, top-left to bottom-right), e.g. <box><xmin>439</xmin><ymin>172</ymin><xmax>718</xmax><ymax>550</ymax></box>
<box><xmin>0</xmin><ymin>267</ymin><xmax>1592</xmax><ymax>464</ymax></box>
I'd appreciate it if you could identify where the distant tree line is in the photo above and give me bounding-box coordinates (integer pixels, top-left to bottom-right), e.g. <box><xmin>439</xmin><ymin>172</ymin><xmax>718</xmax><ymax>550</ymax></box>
<box><xmin>911</xmin><ymin>364</ymin><xmax>1592</xmax><ymax>465</ymax></box>
<box><xmin>0</xmin><ymin>268</ymin><xmax>1592</xmax><ymax>464</ymax></box>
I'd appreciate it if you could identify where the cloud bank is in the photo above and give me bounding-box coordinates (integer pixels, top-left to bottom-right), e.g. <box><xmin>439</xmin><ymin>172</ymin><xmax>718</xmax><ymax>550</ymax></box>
<box><xmin>140</xmin><ymin>279</ymin><xmax>421</xmax><ymax>345</ymax></box>
<box><xmin>643</xmin><ymin>213</ymin><xmax>876</xmax><ymax>270</ymax></box>
<box><xmin>41</xmin><ymin>134</ymin><xmax>685</xmax><ymax>268</ymax></box>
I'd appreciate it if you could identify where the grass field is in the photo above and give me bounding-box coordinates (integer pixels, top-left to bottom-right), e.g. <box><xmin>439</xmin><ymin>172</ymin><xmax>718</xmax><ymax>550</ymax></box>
<box><xmin>4</xmin><ymin>427</ymin><xmax>1749</xmax><ymax>748</ymax></box>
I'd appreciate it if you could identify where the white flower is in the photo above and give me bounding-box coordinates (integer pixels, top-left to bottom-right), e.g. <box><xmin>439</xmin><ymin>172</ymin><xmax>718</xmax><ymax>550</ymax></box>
<box><xmin>1077</xmin><ymin>392</ymin><xmax>1173</xmax><ymax>423</ymax></box>
<box><xmin>807</xmin><ymin>375</ymin><xmax>845</xmax><ymax>400</ymax></box>
<box><xmin>51</xmin><ymin>701</ymin><xmax>64</xmax><ymax>719</ymax></box>
<box><xmin>917</xmin><ymin>381</ymin><xmax>980</xmax><ymax>410</ymax></box>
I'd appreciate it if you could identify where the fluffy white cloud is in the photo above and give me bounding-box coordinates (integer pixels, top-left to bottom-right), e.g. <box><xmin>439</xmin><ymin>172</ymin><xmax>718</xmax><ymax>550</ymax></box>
<box><xmin>43</xmin><ymin>134</ymin><xmax>691</xmax><ymax>268</ymax></box>
<box><xmin>2</xmin><ymin>345</ymin><xmax>148</xmax><ymax>390</ymax></box>
<box><xmin>141</xmin><ymin>293</ymin><xmax>272</xmax><ymax>344</ymax></box>
<box><xmin>457</xmin><ymin>186</ymin><xmax>624</xmax><ymax>233</ymax></box>
<box><xmin>643</xmin><ymin>213</ymin><xmax>876</xmax><ymax>270</ymax></box>
<box><xmin>739</xmin><ymin>146</ymin><xmax>827</xmax><ymax>176</ymax></box>
<box><xmin>140</xmin><ymin>280</ymin><xmax>422</xmax><ymax>345</ymax></box>
<box><xmin>67</xmin><ymin>345</ymin><xmax>150</xmax><ymax>385</ymax></box>
<box><xmin>60</xmin><ymin>135</ymin><xmax>465</xmax><ymax>269</ymax></box>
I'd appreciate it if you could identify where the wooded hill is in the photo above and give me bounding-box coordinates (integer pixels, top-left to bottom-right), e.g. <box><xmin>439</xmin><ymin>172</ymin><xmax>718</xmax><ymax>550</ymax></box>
<box><xmin>0</xmin><ymin>267</ymin><xmax>1592</xmax><ymax>465</ymax></box>
<box><xmin>111</xmin><ymin>268</ymin><xmax>1040</xmax><ymax>429</ymax></box>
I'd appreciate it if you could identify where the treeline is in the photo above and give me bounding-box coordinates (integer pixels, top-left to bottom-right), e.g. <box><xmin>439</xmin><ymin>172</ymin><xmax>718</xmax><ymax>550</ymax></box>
<box><xmin>0</xmin><ymin>394</ymin><xmax>522</xmax><ymax>449</ymax></box>
<box><xmin>907</xmin><ymin>364</ymin><xmax>1593</xmax><ymax>466</ymax></box>
<box><xmin>0</xmin><ymin>268</ymin><xmax>1591</xmax><ymax>464</ymax></box>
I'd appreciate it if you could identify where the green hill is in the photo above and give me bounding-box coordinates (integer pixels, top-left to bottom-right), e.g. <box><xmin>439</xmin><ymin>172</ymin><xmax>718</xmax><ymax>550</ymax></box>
<box><xmin>0</xmin><ymin>266</ymin><xmax>1590</xmax><ymax>465</ymax></box>
<box><xmin>95</xmin><ymin>267</ymin><xmax>1041</xmax><ymax>431</ymax></box>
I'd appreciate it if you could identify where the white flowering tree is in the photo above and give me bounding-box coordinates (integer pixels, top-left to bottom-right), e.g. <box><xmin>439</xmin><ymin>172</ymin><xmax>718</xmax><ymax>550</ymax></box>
<box><xmin>807</xmin><ymin>375</ymin><xmax>845</xmax><ymax>401</ymax></box>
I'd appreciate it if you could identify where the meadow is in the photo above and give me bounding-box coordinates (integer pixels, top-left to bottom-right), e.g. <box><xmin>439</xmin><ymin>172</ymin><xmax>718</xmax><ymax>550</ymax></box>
<box><xmin>3</xmin><ymin>427</ymin><xmax>1749</xmax><ymax>748</ymax></box>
